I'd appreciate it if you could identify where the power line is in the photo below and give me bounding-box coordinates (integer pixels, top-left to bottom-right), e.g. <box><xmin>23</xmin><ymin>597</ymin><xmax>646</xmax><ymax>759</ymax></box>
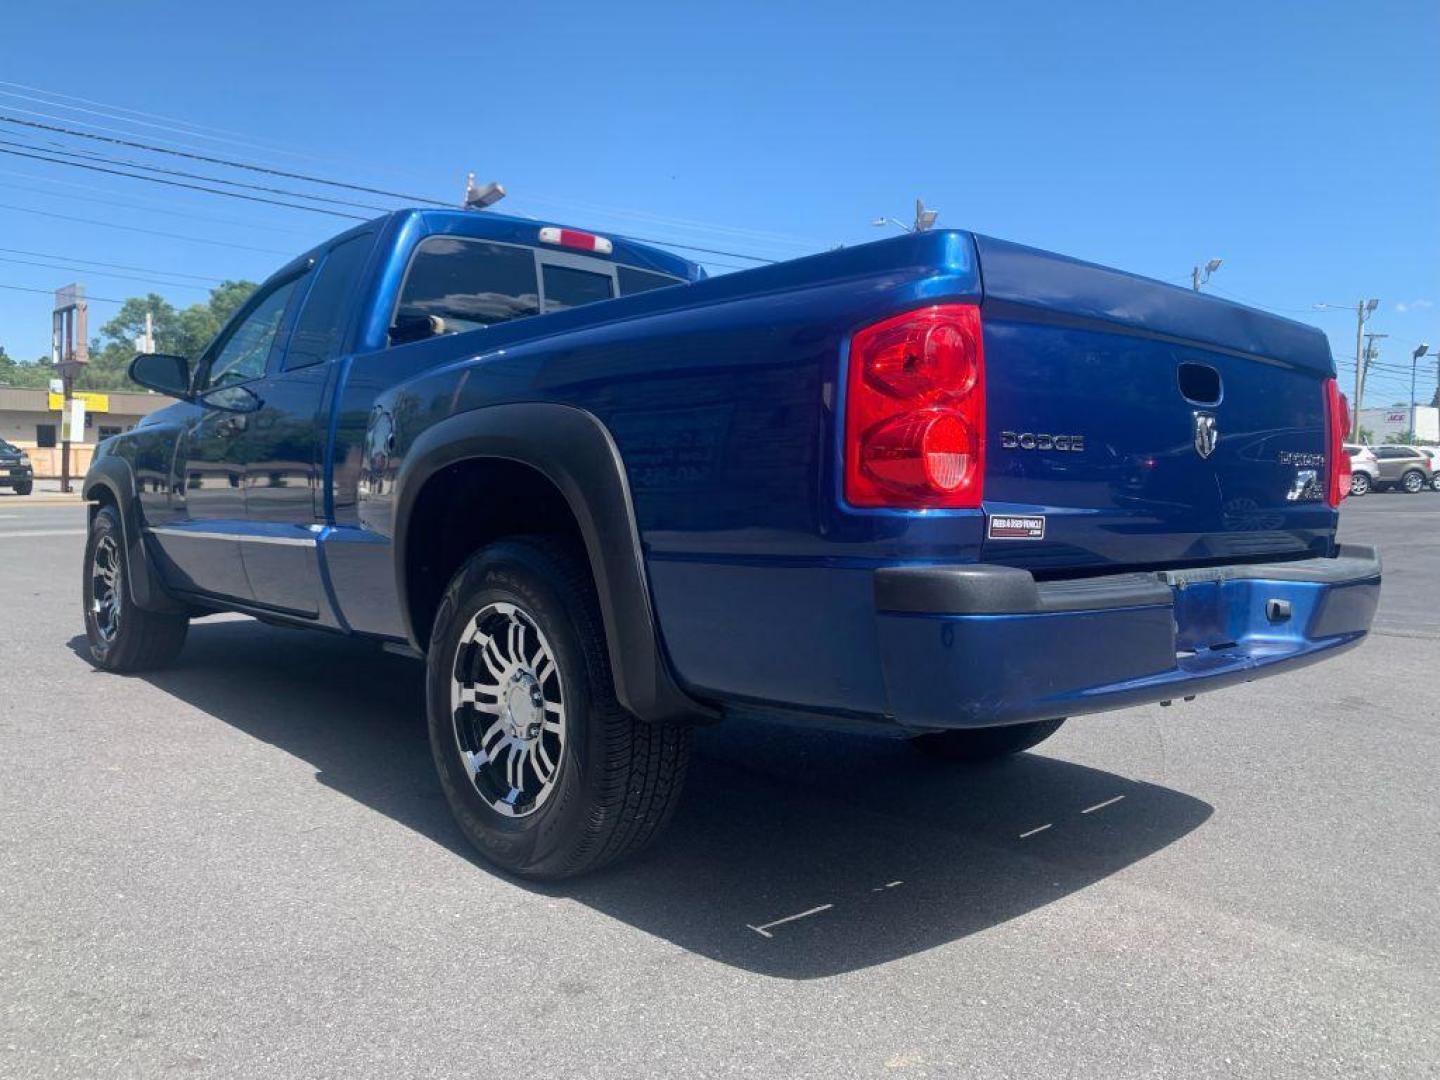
<box><xmin>0</xmin><ymin>254</ymin><xmax>211</xmax><ymax>292</ymax></box>
<box><xmin>0</xmin><ymin>281</ymin><xmax>126</xmax><ymax>303</ymax></box>
<box><xmin>0</xmin><ymin>169</ymin><xmax>316</xmax><ymax>235</ymax></box>
<box><xmin>0</xmin><ymin>84</ymin><xmax>821</xmax><ymax>254</ymax></box>
<box><xmin>3</xmin><ymin>134</ymin><xmax>391</xmax><ymax>212</ymax></box>
<box><xmin>0</xmin><ymin>84</ymin><xmax>324</xmax><ymax>162</ymax></box>
<box><xmin>0</xmin><ymin>245</ymin><xmax>222</xmax><ymax>283</ymax></box>
<box><xmin>0</xmin><ymin>201</ymin><xmax>292</xmax><ymax>256</ymax></box>
<box><xmin>0</xmin><ymin>143</ymin><xmax>369</xmax><ymax>220</ymax></box>
<box><xmin>0</xmin><ymin>112</ymin><xmax>451</xmax><ymax>206</ymax></box>
<box><xmin>0</xmin><ymin>120</ymin><xmax>777</xmax><ymax>263</ymax></box>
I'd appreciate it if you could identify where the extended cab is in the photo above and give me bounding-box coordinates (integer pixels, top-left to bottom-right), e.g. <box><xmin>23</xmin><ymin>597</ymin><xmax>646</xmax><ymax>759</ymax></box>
<box><xmin>82</xmin><ymin>210</ymin><xmax>1382</xmax><ymax>878</ymax></box>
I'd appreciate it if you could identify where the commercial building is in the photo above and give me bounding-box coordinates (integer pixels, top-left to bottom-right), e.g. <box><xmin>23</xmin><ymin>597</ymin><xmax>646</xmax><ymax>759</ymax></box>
<box><xmin>1357</xmin><ymin>405</ymin><xmax>1439</xmax><ymax>445</ymax></box>
<box><xmin>0</xmin><ymin>386</ymin><xmax>177</xmax><ymax>477</ymax></box>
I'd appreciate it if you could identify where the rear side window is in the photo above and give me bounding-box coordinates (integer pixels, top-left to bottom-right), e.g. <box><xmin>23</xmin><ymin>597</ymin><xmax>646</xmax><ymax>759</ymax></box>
<box><xmin>542</xmin><ymin>263</ymin><xmax>615</xmax><ymax>313</ymax></box>
<box><xmin>395</xmin><ymin>238</ymin><xmax>540</xmax><ymax>334</ymax></box>
<box><xmin>617</xmin><ymin>266</ymin><xmax>682</xmax><ymax>296</ymax></box>
<box><xmin>285</xmin><ymin>234</ymin><xmax>373</xmax><ymax>370</ymax></box>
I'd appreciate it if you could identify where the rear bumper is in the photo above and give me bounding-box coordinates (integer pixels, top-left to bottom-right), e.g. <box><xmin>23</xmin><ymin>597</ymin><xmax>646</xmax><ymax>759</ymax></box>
<box><xmin>873</xmin><ymin>546</ymin><xmax>1381</xmax><ymax>730</ymax></box>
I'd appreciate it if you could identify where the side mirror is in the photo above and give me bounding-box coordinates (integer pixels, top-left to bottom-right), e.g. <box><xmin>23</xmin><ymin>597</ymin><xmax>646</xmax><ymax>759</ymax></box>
<box><xmin>128</xmin><ymin>353</ymin><xmax>193</xmax><ymax>398</ymax></box>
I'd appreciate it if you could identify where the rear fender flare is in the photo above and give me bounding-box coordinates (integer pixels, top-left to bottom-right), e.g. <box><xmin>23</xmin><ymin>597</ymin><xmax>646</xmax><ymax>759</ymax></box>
<box><xmin>392</xmin><ymin>402</ymin><xmax>712</xmax><ymax>724</ymax></box>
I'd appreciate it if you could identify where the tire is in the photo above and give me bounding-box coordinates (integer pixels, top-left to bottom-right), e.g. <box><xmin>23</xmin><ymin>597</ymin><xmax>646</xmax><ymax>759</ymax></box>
<box><xmin>912</xmin><ymin>718</ymin><xmax>1066</xmax><ymax>763</ymax></box>
<box><xmin>1400</xmin><ymin>469</ymin><xmax>1426</xmax><ymax>494</ymax></box>
<box><xmin>1349</xmin><ymin>472</ymin><xmax>1370</xmax><ymax>496</ymax></box>
<box><xmin>14</xmin><ymin>481</ymin><xmax>32</xmax><ymax>496</ymax></box>
<box><xmin>1432</xmin><ymin>474</ymin><xmax>1440</xmax><ymax>493</ymax></box>
<box><xmin>82</xmin><ymin>504</ymin><xmax>189</xmax><ymax>671</ymax></box>
<box><xmin>426</xmin><ymin>536</ymin><xmax>693</xmax><ymax>880</ymax></box>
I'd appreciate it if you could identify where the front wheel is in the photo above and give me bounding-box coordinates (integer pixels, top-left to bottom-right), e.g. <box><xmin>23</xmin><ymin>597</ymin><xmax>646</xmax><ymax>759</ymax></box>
<box><xmin>912</xmin><ymin>718</ymin><xmax>1066</xmax><ymax>762</ymax></box>
<box><xmin>1349</xmin><ymin>471</ymin><xmax>1371</xmax><ymax>496</ymax></box>
<box><xmin>426</xmin><ymin>536</ymin><xmax>693</xmax><ymax>880</ymax></box>
<box><xmin>83</xmin><ymin>504</ymin><xmax>188</xmax><ymax>671</ymax></box>
<box><xmin>1400</xmin><ymin>469</ymin><xmax>1426</xmax><ymax>494</ymax></box>
<box><xmin>13</xmin><ymin>480</ymin><xmax>32</xmax><ymax>496</ymax></box>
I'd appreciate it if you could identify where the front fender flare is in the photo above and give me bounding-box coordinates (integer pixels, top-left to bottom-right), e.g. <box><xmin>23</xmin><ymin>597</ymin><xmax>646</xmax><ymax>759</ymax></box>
<box><xmin>81</xmin><ymin>455</ymin><xmax>187</xmax><ymax>615</ymax></box>
<box><xmin>392</xmin><ymin>402</ymin><xmax>713</xmax><ymax>725</ymax></box>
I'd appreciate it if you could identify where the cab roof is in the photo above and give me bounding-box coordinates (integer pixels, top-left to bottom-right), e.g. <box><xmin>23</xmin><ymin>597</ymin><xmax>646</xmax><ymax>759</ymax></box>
<box><xmin>402</xmin><ymin>208</ymin><xmax>705</xmax><ymax>282</ymax></box>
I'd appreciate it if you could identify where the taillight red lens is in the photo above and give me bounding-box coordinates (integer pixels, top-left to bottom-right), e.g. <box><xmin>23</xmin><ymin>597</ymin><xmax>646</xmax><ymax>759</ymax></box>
<box><xmin>1323</xmin><ymin>377</ymin><xmax>1350</xmax><ymax>508</ymax></box>
<box><xmin>844</xmin><ymin>305</ymin><xmax>984</xmax><ymax>508</ymax></box>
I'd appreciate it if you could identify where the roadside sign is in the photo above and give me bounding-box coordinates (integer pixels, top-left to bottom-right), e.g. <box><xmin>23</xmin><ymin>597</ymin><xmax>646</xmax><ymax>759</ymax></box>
<box><xmin>60</xmin><ymin>399</ymin><xmax>87</xmax><ymax>443</ymax></box>
<box><xmin>48</xmin><ymin>390</ymin><xmax>109</xmax><ymax>413</ymax></box>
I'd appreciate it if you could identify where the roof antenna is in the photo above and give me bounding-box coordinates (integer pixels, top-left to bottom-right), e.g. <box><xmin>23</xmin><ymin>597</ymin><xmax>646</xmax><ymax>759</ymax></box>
<box><xmin>463</xmin><ymin>173</ymin><xmax>506</xmax><ymax>210</ymax></box>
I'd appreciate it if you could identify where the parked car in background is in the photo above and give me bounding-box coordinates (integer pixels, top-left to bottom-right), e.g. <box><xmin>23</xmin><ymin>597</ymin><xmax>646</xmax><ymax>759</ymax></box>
<box><xmin>0</xmin><ymin>437</ymin><xmax>34</xmax><ymax>495</ymax></box>
<box><xmin>1345</xmin><ymin>443</ymin><xmax>1379</xmax><ymax>495</ymax></box>
<box><xmin>1371</xmin><ymin>445</ymin><xmax>1437</xmax><ymax>493</ymax></box>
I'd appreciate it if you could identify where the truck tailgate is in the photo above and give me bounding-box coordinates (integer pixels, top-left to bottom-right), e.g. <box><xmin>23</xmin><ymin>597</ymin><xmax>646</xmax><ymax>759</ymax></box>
<box><xmin>975</xmin><ymin>235</ymin><xmax>1337</xmax><ymax>573</ymax></box>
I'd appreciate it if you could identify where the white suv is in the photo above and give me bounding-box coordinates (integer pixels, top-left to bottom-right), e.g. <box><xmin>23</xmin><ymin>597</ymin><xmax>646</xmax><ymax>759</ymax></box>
<box><xmin>1344</xmin><ymin>444</ymin><xmax>1380</xmax><ymax>496</ymax></box>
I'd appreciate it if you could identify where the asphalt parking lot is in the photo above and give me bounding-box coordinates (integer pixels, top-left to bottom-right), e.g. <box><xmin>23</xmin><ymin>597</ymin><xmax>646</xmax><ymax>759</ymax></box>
<box><xmin>1</xmin><ymin>494</ymin><xmax>1436</xmax><ymax>1079</ymax></box>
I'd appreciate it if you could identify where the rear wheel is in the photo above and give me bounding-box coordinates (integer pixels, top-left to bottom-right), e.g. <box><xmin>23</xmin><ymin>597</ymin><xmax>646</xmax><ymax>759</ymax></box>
<box><xmin>83</xmin><ymin>504</ymin><xmax>189</xmax><ymax>671</ymax></box>
<box><xmin>1349</xmin><ymin>471</ymin><xmax>1371</xmax><ymax>496</ymax></box>
<box><xmin>912</xmin><ymin>718</ymin><xmax>1066</xmax><ymax>762</ymax></box>
<box><xmin>1400</xmin><ymin>469</ymin><xmax>1426</xmax><ymax>494</ymax></box>
<box><xmin>426</xmin><ymin>536</ymin><xmax>693</xmax><ymax>880</ymax></box>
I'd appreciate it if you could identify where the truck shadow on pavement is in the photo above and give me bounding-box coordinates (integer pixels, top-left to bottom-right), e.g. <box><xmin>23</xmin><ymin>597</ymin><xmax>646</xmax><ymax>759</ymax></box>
<box><xmin>73</xmin><ymin>618</ymin><xmax>1214</xmax><ymax>980</ymax></box>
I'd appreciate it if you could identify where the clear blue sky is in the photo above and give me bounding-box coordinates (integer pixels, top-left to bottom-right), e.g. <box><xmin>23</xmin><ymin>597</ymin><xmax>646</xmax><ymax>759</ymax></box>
<box><xmin>2</xmin><ymin>0</ymin><xmax>1436</xmax><ymax>404</ymax></box>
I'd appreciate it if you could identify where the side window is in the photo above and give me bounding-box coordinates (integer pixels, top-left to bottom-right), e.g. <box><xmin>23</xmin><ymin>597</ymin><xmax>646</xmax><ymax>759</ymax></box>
<box><xmin>284</xmin><ymin>234</ymin><xmax>373</xmax><ymax>370</ymax></box>
<box><xmin>617</xmin><ymin>266</ymin><xmax>681</xmax><ymax>296</ymax></box>
<box><xmin>1375</xmin><ymin>447</ymin><xmax>1401</xmax><ymax>459</ymax></box>
<box><xmin>393</xmin><ymin>238</ymin><xmax>539</xmax><ymax>337</ymax></box>
<box><xmin>541</xmin><ymin>263</ymin><xmax>614</xmax><ymax>313</ymax></box>
<box><xmin>206</xmin><ymin>276</ymin><xmax>304</xmax><ymax>388</ymax></box>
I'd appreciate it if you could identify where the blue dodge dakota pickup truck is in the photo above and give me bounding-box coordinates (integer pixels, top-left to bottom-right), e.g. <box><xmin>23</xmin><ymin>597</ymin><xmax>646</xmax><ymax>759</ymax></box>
<box><xmin>82</xmin><ymin>209</ymin><xmax>1381</xmax><ymax>878</ymax></box>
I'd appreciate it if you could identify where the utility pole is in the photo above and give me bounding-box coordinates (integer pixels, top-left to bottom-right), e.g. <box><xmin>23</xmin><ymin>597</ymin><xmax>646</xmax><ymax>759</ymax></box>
<box><xmin>1359</xmin><ymin>331</ymin><xmax>1387</xmax><ymax>440</ymax></box>
<box><xmin>1340</xmin><ymin>298</ymin><xmax>1381</xmax><ymax>439</ymax></box>
<box><xmin>51</xmin><ymin>283</ymin><xmax>88</xmax><ymax>494</ymax></box>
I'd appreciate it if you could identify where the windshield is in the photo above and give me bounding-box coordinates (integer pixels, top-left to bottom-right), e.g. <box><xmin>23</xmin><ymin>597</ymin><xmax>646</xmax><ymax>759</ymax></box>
<box><xmin>0</xmin><ymin>437</ymin><xmax>20</xmax><ymax>454</ymax></box>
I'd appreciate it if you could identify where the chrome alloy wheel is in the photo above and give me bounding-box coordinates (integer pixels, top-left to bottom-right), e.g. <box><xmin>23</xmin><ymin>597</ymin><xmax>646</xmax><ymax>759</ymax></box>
<box><xmin>450</xmin><ymin>602</ymin><xmax>566</xmax><ymax>818</ymax></box>
<box><xmin>90</xmin><ymin>533</ymin><xmax>123</xmax><ymax>644</ymax></box>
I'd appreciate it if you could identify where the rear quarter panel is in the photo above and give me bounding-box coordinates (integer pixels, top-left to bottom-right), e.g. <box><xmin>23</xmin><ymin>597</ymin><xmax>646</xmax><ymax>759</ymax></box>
<box><xmin>351</xmin><ymin>231</ymin><xmax>984</xmax><ymax>714</ymax></box>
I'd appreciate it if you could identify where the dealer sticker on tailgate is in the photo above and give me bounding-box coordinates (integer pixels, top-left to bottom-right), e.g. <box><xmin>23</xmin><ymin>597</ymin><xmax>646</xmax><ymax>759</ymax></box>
<box><xmin>988</xmin><ymin>514</ymin><xmax>1046</xmax><ymax>540</ymax></box>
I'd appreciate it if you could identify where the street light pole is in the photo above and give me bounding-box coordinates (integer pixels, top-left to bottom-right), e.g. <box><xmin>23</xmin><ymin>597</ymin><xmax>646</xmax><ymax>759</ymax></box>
<box><xmin>1411</xmin><ymin>344</ymin><xmax>1426</xmax><ymax>443</ymax></box>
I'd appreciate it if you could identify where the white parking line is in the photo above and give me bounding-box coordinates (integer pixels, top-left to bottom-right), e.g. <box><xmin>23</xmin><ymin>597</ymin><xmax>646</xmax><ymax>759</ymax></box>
<box><xmin>1019</xmin><ymin>823</ymin><xmax>1053</xmax><ymax>838</ymax></box>
<box><xmin>1081</xmin><ymin>795</ymin><xmax>1126</xmax><ymax>814</ymax></box>
<box><xmin>0</xmin><ymin>529</ymin><xmax>87</xmax><ymax>539</ymax></box>
<box><xmin>745</xmin><ymin>903</ymin><xmax>834</xmax><ymax>938</ymax></box>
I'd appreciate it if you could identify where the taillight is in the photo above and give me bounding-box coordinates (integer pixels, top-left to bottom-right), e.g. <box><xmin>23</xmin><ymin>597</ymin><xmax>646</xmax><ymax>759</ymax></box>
<box><xmin>1323</xmin><ymin>377</ymin><xmax>1350</xmax><ymax>508</ymax></box>
<box><xmin>844</xmin><ymin>305</ymin><xmax>984</xmax><ymax>508</ymax></box>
